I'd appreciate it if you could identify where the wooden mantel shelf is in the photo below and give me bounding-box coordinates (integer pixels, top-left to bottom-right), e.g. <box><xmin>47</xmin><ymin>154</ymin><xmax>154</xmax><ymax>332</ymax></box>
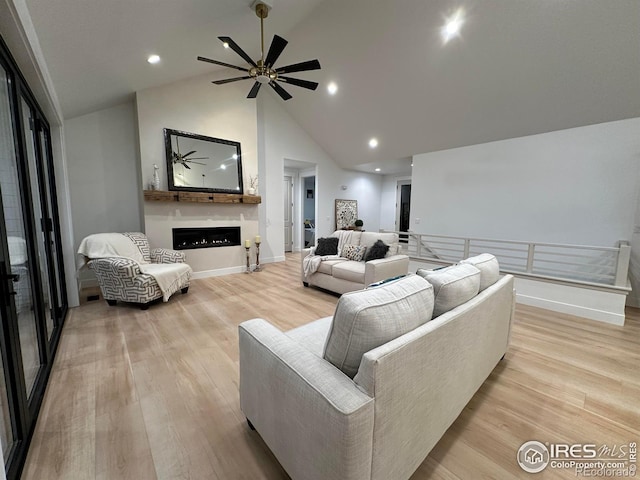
<box><xmin>143</xmin><ymin>190</ymin><xmax>261</xmax><ymax>204</ymax></box>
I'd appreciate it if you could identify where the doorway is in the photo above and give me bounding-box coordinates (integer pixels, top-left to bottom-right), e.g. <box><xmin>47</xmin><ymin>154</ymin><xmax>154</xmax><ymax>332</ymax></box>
<box><xmin>303</xmin><ymin>176</ymin><xmax>316</xmax><ymax>247</ymax></box>
<box><xmin>396</xmin><ymin>180</ymin><xmax>411</xmax><ymax>243</ymax></box>
<box><xmin>0</xmin><ymin>37</ymin><xmax>67</xmax><ymax>479</ymax></box>
<box><xmin>283</xmin><ymin>175</ymin><xmax>293</xmax><ymax>252</ymax></box>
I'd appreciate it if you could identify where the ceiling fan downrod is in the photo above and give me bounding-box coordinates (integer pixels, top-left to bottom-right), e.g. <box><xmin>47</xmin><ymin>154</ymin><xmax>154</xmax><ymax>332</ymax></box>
<box><xmin>252</xmin><ymin>2</ymin><xmax>275</xmax><ymax>84</ymax></box>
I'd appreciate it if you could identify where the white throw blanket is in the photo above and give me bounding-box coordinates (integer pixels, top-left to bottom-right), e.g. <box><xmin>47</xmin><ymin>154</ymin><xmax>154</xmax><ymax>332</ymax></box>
<box><xmin>303</xmin><ymin>253</ymin><xmax>341</xmax><ymax>277</ymax></box>
<box><xmin>302</xmin><ymin>230</ymin><xmax>357</xmax><ymax>277</ymax></box>
<box><xmin>332</xmin><ymin>230</ymin><xmax>356</xmax><ymax>255</ymax></box>
<box><xmin>78</xmin><ymin>233</ymin><xmax>191</xmax><ymax>302</ymax></box>
<box><xmin>138</xmin><ymin>263</ymin><xmax>191</xmax><ymax>302</ymax></box>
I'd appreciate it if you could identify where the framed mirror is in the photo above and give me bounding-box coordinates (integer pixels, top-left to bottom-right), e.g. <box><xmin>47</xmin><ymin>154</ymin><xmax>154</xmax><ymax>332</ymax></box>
<box><xmin>164</xmin><ymin>128</ymin><xmax>243</xmax><ymax>194</ymax></box>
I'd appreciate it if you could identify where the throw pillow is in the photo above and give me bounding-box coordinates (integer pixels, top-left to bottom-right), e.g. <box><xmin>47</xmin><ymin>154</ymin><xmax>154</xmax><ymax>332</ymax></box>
<box><xmin>364</xmin><ymin>239</ymin><xmax>390</xmax><ymax>261</ymax></box>
<box><xmin>323</xmin><ymin>274</ymin><xmax>435</xmax><ymax>378</ymax></box>
<box><xmin>341</xmin><ymin>244</ymin><xmax>366</xmax><ymax>261</ymax></box>
<box><xmin>460</xmin><ymin>253</ymin><xmax>500</xmax><ymax>291</ymax></box>
<box><xmin>416</xmin><ymin>263</ymin><xmax>481</xmax><ymax>317</ymax></box>
<box><xmin>315</xmin><ymin>237</ymin><xmax>339</xmax><ymax>256</ymax></box>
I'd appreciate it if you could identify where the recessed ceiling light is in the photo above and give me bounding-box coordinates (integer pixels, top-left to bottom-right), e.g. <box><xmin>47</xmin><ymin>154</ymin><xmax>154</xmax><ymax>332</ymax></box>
<box><xmin>147</xmin><ymin>54</ymin><xmax>161</xmax><ymax>64</ymax></box>
<box><xmin>411</xmin><ymin>163</ymin><xmax>414</xmax><ymax>167</ymax></box>
<box><xmin>232</xmin><ymin>153</ymin><xmax>238</xmax><ymax>160</ymax></box>
<box><xmin>369</xmin><ymin>138</ymin><xmax>379</xmax><ymax>148</ymax></box>
<box><xmin>442</xmin><ymin>8</ymin><xmax>464</xmax><ymax>43</ymax></box>
<box><xmin>220</xmin><ymin>164</ymin><xmax>226</xmax><ymax>170</ymax></box>
<box><xmin>327</xmin><ymin>82</ymin><xmax>338</xmax><ymax>95</ymax></box>
<box><xmin>222</xmin><ymin>42</ymin><xmax>230</xmax><ymax>49</ymax></box>
<box><xmin>375</xmin><ymin>168</ymin><xmax>381</xmax><ymax>172</ymax></box>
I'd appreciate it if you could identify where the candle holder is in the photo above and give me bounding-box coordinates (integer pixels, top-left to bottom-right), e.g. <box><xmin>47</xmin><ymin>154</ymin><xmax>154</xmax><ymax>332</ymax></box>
<box><xmin>245</xmin><ymin>246</ymin><xmax>252</xmax><ymax>274</ymax></box>
<box><xmin>254</xmin><ymin>240</ymin><xmax>262</xmax><ymax>271</ymax></box>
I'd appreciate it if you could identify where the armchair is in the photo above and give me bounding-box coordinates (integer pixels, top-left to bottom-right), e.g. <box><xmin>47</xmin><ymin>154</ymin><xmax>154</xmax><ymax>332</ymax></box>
<box><xmin>78</xmin><ymin>232</ymin><xmax>191</xmax><ymax>309</ymax></box>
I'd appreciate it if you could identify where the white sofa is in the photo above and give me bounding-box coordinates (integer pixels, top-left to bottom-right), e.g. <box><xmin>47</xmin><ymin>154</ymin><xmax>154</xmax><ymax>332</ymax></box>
<box><xmin>239</xmin><ymin>258</ymin><xmax>515</xmax><ymax>480</ymax></box>
<box><xmin>301</xmin><ymin>231</ymin><xmax>410</xmax><ymax>294</ymax></box>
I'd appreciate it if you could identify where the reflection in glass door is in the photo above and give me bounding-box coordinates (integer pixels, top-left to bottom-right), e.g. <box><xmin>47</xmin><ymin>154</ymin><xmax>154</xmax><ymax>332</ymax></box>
<box><xmin>20</xmin><ymin>99</ymin><xmax>55</xmax><ymax>341</ymax></box>
<box><xmin>0</xmin><ymin>62</ymin><xmax>17</xmax><ymax>468</ymax></box>
<box><xmin>0</xmin><ymin>92</ymin><xmax>42</xmax><ymax>400</ymax></box>
<box><xmin>1</xmin><ymin>33</ymin><xmax>67</xmax><ymax>480</ymax></box>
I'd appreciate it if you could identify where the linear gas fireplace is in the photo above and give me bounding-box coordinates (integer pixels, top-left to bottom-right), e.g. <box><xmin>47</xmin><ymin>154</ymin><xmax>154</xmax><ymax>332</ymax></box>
<box><xmin>172</xmin><ymin>227</ymin><xmax>241</xmax><ymax>250</ymax></box>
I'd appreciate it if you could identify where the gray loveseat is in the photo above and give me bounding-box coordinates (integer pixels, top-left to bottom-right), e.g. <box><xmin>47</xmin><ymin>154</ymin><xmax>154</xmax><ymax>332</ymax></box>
<box><xmin>239</xmin><ymin>255</ymin><xmax>515</xmax><ymax>480</ymax></box>
<box><xmin>301</xmin><ymin>231</ymin><xmax>409</xmax><ymax>294</ymax></box>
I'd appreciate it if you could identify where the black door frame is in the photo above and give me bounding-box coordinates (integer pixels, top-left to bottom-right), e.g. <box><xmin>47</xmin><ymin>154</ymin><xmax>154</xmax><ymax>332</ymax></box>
<box><xmin>0</xmin><ymin>33</ymin><xmax>67</xmax><ymax>480</ymax></box>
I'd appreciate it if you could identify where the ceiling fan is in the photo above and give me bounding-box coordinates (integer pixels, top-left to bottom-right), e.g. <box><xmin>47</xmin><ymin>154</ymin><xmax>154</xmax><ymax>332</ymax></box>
<box><xmin>172</xmin><ymin>137</ymin><xmax>208</xmax><ymax>169</ymax></box>
<box><xmin>197</xmin><ymin>1</ymin><xmax>321</xmax><ymax>101</ymax></box>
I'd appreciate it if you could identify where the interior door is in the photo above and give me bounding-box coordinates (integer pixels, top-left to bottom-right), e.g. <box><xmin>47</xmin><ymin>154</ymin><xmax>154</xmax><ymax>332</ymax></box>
<box><xmin>283</xmin><ymin>176</ymin><xmax>293</xmax><ymax>252</ymax></box>
<box><xmin>396</xmin><ymin>181</ymin><xmax>411</xmax><ymax>242</ymax></box>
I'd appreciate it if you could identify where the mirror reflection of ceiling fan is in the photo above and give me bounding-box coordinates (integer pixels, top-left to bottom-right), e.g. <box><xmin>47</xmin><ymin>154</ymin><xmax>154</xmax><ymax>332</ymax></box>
<box><xmin>197</xmin><ymin>1</ymin><xmax>321</xmax><ymax>101</ymax></box>
<box><xmin>172</xmin><ymin>137</ymin><xmax>209</xmax><ymax>169</ymax></box>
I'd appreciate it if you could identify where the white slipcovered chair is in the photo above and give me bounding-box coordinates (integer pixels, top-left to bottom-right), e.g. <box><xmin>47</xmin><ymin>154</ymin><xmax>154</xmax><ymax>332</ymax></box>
<box><xmin>78</xmin><ymin>232</ymin><xmax>192</xmax><ymax>309</ymax></box>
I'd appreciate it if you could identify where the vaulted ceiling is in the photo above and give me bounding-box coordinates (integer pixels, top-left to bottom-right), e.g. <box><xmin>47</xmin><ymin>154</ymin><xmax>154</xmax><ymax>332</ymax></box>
<box><xmin>23</xmin><ymin>0</ymin><xmax>640</xmax><ymax>173</ymax></box>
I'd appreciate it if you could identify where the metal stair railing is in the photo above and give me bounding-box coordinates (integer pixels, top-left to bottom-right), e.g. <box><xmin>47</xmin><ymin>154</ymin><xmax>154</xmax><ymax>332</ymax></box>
<box><xmin>384</xmin><ymin>230</ymin><xmax>631</xmax><ymax>290</ymax></box>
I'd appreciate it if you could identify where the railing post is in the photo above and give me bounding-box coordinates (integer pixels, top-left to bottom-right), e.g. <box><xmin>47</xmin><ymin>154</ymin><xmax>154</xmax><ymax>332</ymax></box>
<box><xmin>463</xmin><ymin>239</ymin><xmax>470</xmax><ymax>259</ymax></box>
<box><xmin>526</xmin><ymin>244</ymin><xmax>536</xmax><ymax>273</ymax></box>
<box><xmin>614</xmin><ymin>241</ymin><xmax>631</xmax><ymax>287</ymax></box>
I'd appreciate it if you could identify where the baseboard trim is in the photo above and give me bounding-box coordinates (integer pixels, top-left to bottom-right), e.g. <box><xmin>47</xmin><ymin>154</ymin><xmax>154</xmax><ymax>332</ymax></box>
<box><xmin>191</xmin><ymin>256</ymin><xmax>286</xmax><ymax>279</ymax></box>
<box><xmin>78</xmin><ymin>278</ymin><xmax>98</xmax><ymax>289</ymax></box>
<box><xmin>516</xmin><ymin>293</ymin><xmax>625</xmax><ymax>326</ymax></box>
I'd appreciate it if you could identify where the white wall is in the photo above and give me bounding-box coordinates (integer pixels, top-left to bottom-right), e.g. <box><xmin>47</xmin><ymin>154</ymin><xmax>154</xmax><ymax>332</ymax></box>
<box><xmin>258</xmin><ymin>92</ymin><xmax>382</xmax><ymax>261</ymax></box>
<box><xmin>65</xmin><ymin>102</ymin><xmax>143</xmax><ymax>284</ymax></box>
<box><xmin>411</xmin><ymin>118</ymin><xmax>640</xmax><ymax>247</ymax></box>
<box><xmin>136</xmin><ymin>76</ymin><xmax>259</xmax><ymax>274</ymax></box>
<box><xmin>379</xmin><ymin>174</ymin><xmax>412</xmax><ymax>231</ymax></box>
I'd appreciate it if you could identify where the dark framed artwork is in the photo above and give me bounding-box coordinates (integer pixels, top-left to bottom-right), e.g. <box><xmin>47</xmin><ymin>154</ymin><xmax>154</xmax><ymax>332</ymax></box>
<box><xmin>335</xmin><ymin>199</ymin><xmax>358</xmax><ymax>230</ymax></box>
<box><xmin>306</xmin><ymin>189</ymin><xmax>314</xmax><ymax>199</ymax></box>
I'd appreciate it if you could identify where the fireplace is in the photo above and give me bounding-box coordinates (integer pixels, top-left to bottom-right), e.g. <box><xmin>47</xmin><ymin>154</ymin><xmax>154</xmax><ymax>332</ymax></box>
<box><xmin>172</xmin><ymin>227</ymin><xmax>241</xmax><ymax>250</ymax></box>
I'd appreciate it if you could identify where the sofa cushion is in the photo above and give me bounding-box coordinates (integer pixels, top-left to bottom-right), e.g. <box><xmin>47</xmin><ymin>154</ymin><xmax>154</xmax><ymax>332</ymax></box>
<box><xmin>364</xmin><ymin>240</ymin><xmax>390</xmax><ymax>262</ymax></box>
<box><xmin>286</xmin><ymin>316</ymin><xmax>333</xmax><ymax>358</ymax></box>
<box><xmin>359</xmin><ymin>232</ymin><xmax>398</xmax><ymax>249</ymax></box>
<box><xmin>323</xmin><ymin>274</ymin><xmax>435</xmax><ymax>378</ymax></box>
<box><xmin>341</xmin><ymin>244</ymin><xmax>366</xmax><ymax>262</ymax></box>
<box><xmin>332</xmin><ymin>261</ymin><xmax>366</xmax><ymax>283</ymax></box>
<box><xmin>316</xmin><ymin>258</ymin><xmax>348</xmax><ymax>275</ymax></box>
<box><xmin>316</xmin><ymin>237</ymin><xmax>339</xmax><ymax>256</ymax></box>
<box><xmin>385</xmin><ymin>244</ymin><xmax>400</xmax><ymax>257</ymax></box>
<box><xmin>416</xmin><ymin>263</ymin><xmax>481</xmax><ymax>317</ymax></box>
<box><xmin>460</xmin><ymin>253</ymin><xmax>500</xmax><ymax>291</ymax></box>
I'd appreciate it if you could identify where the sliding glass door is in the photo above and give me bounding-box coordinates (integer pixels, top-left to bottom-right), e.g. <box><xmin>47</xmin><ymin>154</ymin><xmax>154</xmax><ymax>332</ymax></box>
<box><xmin>0</xmin><ymin>36</ymin><xmax>67</xmax><ymax>480</ymax></box>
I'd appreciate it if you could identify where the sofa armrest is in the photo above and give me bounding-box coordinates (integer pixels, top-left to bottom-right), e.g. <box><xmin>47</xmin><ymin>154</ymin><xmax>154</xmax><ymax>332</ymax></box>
<box><xmin>239</xmin><ymin>319</ymin><xmax>374</xmax><ymax>480</ymax></box>
<box><xmin>301</xmin><ymin>247</ymin><xmax>314</xmax><ymax>282</ymax></box>
<box><xmin>89</xmin><ymin>257</ymin><xmax>142</xmax><ymax>278</ymax></box>
<box><xmin>364</xmin><ymin>254</ymin><xmax>410</xmax><ymax>286</ymax></box>
<box><xmin>150</xmin><ymin>247</ymin><xmax>186</xmax><ymax>264</ymax></box>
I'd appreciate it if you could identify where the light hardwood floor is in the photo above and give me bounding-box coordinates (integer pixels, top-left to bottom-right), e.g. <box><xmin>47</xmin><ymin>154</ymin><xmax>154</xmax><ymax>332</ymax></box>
<box><xmin>23</xmin><ymin>254</ymin><xmax>640</xmax><ymax>479</ymax></box>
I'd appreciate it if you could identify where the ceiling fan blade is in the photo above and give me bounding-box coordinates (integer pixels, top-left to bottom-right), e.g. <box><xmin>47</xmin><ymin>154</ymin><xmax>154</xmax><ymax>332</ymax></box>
<box><xmin>264</xmin><ymin>35</ymin><xmax>288</xmax><ymax>68</ymax></box>
<box><xmin>269</xmin><ymin>81</ymin><xmax>292</xmax><ymax>101</ymax></box>
<box><xmin>182</xmin><ymin>150</ymin><xmax>197</xmax><ymax>158</ymax></box>
<box><xmin>212</xmin><ymin>76</ymin><xmax>252</xmax><ymax>85</ymax></box>
<box><xmin>218</xmin><ymin>36</ymin><xmax>257</xmax><ymax>67</ymax></box>
<box><xmin>275</xmin><ymin>59</ymin><xmax>321</xmax><ymax>75</ymax></box>
<box><xmin>278</xmin><ymin>76</ymin><xmax>319</xmax><ymax>91</ymax></box>
<box><xmin>183</xmin><ymin>163</ymin><xmax>191</xmax><ymax>170</ymax></box>
<box><xmin>188</xmin><ymin>161</ymin><xmax>207</xmax><ymax>165</ymax></box>
<box><xmin>247</xmin><ymin>81</ymin><xmax>262</xmax><ymax>98</ymax></box>
<box><xmin>197</xmin><ymin>56</ymin><xmax>249</xmax><ymax>72</ymax></box>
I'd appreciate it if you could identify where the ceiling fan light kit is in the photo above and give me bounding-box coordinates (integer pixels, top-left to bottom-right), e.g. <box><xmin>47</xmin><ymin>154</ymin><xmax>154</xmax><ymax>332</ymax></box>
<box><xmin>197</xmin><ymin>0</ymin><xmax>321</xmax><ymax>100</ymax></box>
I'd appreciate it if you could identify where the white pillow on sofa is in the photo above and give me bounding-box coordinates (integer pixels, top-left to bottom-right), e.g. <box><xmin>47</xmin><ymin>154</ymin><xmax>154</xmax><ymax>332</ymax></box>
<box><xmin>416</xmin><ymin>263</ymin><xmax>481</xmax><ymax>317</ymax></box>
<box><xmin>460</xmin><ymin>253</ymin><xmax>500</xmax><ymax>291</ymax></box>
<box><xmin>323</xmin><ymin>274</ymin><xmax>434</xmax><ymax>378</ymax></box>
